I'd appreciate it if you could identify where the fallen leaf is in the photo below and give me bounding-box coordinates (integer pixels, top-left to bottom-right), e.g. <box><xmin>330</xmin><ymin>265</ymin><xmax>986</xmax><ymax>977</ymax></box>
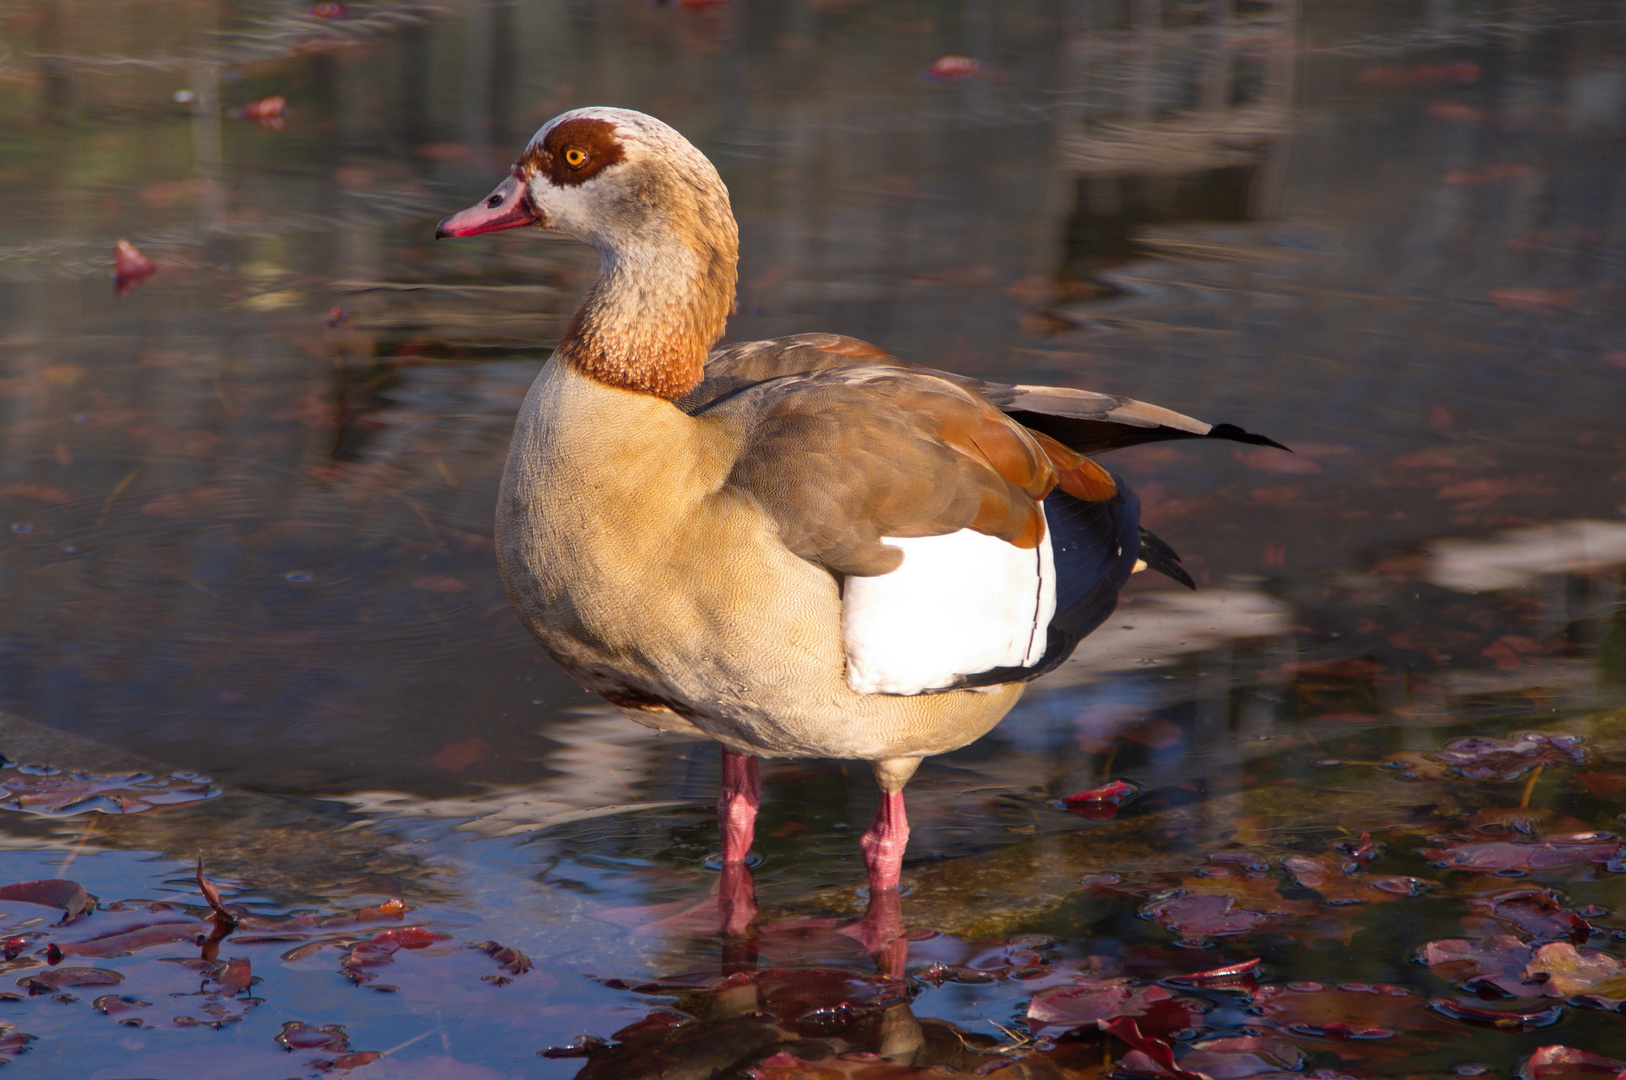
<box><xmin>18</xmin><ymin>966</ymin><xmax>123</xmax><ymax>994</ymax></box>
<box><xmin>0</xmin><ymin>770</ymin><xmax>217</xmax><ymax>815</ymax></box>
<box><xmin>1519</xmin><ymin>1045</ymin><xmax>1626</xmax><ymax>1080</ymax></box>
<box><xmin>430</xmin><ymin>738</ymin><xmax>490</xmax><ymax>772</ymax></box>
<box><xmin>469</xmin><ymin>939</ymin><xmax>532</xmax><ymax>981</ymax></box>
<box><xmin>1356</xmin><ymin>60</ymin><xmax>1481</xmax><ymax>87</ymax></box>
<box><xmin>1421</xmin><ymin>832</ymin><xmax>1622</xmax><ymax>872</ymax></box>
<box><xmin>57</xmin><ymin>918</ymin><xmax>205</xmax><ymax>957</ymax></box>
<box><xmin>214</xmin><ymin>956</ymin><xmax>253</xmax><ymax>996</ymax></box>
<box><xmin>925</xmin><ymin>56</ymin><xmax>980</xmax><ymax>81</ymax></box>
<box><xmin>1490</xmin><ymin>287</ymin><xmax>1577</xmax><ymax>311</ymax></box>
<box><xmin>91</xmin><ymin>994</ymin><xmax>152</xmax><ymax>1022</ymax></box>
<box><xmin>1142</xmin><ymin>892</ymin><xmax>1276</xmax><ymax>946</ymax></box>
<box><xmin>277</xmin><ymin>1020</ymin><xmax>350</xmax><ymax>1052</ymax></box>
<box><xmin>1252</xmin><ymin>982</ymin><xmax>1442</xmax><ymax>1039</ymax></box>
<box><xmin>231</xmin><ymin>95</ymin><xmax>286</xmax><ymax>125</ymax></box>
<box><xmin>1179</xmin><ymin>1035</ymin><xmax>1305</xmax><ymax>1079</ymax></box>
<box><xmin>1522</xmin><ymin>942</ymin><xmax>1623</xmax><ymax>997</ymax></box>
<box><xmin>0</xmin><ymin>879</ymin><xmax>95</xmax><ymax>923</ymax></box>
<box><xmin>113</xmin><ymin>239</ymin><xmax>157</xmax><ymax>297</ymax></box>
<box><xmin>1419</xmin><ymin>935</ymin><xmax>1533</xmax><ymax>996</ymax></box>
<box><xmin>340</xmin><ymin>927</ymin><xmax>450</xmax><ymax>983</ymax></box>
<box><xmin>0</xmin><ymin>483</ymin><xmax>74</xmax><ymax>504</ymax></box>
<box><xmin>1165</xmin><ymin>958</ymin><xmax>1260</xmax><ymax>992</ymax></box>
<box><xmin>1099</xmin><ymin>1016</ymin><xmax>1206</xmax><ymax>1080</ymax></box>
<box><xmin>1427</xmin><ymin>996</ymin><xmax>1564</xmax><ymax>1032</ymax></box>
<box><xmin>1027</xmin><ymin>978</ymin><xmax>1186</xmax><ymax>1037</ymax></box>
<box><xmin>1062</xmin><ymin>779</ymin><xmax>1139</xmax><ymax>820</ymax></box>
<box><xmin>1465</xmin><ymin>888</ymin><xmax>1589</xmax><ymax>943</ymax></box>
<box><xmin>1576</xmin><ymin>772</ymin><xmax>1626</xmax><ymax>798</ymax></box>
<box><xmin>1427</xmin><ymin>100</ymin><xmax>1487</xmax><ymax>121</ymax></box>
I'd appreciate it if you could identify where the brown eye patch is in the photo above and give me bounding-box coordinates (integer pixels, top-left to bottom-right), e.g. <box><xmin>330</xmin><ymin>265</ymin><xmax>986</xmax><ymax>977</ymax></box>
<box><xmin>520</xmin><ymin>117</ymin><xmax>626</xmax><ymax>187</ymax></box>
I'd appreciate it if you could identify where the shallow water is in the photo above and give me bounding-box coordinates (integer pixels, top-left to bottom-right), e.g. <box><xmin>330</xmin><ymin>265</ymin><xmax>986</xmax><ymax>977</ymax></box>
<box><xmin>1</xmin><ymin>1</ymin><xmax>1625</xmax><ymax>1077</ymax></box>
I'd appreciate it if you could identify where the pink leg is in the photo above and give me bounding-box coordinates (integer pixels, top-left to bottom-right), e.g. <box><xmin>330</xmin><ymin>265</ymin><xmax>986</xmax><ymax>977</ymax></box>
<box><xmin>860</xmin><ymin>789</ymin><xmax>910</xmax><ymax>893</ymax></box>
<box><xmin>718</xmin><ymin>747</ymin><xmax>761</xmax><ymax>865</ymax></box>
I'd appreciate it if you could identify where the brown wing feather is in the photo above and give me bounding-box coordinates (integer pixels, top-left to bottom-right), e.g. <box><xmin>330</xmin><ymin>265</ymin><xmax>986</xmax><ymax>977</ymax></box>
<box><xmin>702</xmin><ymin>366</ymin><xmax>1065</xmax><ymax>577</ymax></box>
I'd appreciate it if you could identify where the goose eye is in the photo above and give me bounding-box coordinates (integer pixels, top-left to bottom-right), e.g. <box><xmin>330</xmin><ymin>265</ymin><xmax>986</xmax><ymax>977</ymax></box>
<box><xmin>563</xmin><ymin>147</ymin><xmax>587</xmax><ymax>168</ymax></box>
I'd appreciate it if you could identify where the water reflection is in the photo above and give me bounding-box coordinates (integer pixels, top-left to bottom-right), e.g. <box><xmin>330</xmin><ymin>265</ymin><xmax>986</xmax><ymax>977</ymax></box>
<box><xmin>0</xmin><ymin>0</ymin><xmax>1624</xmax><ymax>1076</ymax></box>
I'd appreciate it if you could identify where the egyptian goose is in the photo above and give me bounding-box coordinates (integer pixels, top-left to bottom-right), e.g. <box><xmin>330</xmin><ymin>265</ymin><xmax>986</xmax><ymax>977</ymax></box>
<box><xmin>436</xmin><ymin>108</ymin><xmax>1282</xmax><ymax>908</ymax></box>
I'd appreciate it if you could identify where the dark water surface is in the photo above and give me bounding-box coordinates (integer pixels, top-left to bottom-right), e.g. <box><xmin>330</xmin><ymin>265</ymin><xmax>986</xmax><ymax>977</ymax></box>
<box><xmin>2</xmin><ymin>1</ymin><xmax>1626</xmax><ymax>1077</ymax></box>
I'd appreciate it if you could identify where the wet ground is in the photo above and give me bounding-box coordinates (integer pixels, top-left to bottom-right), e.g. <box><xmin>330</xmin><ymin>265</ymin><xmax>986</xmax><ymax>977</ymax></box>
<box><xmin>1</xmin><ymin>1</ymin><xmax>1626</xmax><ymax>1077</ymax></box>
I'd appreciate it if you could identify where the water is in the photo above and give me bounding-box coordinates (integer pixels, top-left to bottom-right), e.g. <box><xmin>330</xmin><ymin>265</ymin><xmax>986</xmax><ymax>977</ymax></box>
<box><xmin>1</xmin><ymin>1</ymin><xmax>1625</xmax><ymax>1077</ymax></box>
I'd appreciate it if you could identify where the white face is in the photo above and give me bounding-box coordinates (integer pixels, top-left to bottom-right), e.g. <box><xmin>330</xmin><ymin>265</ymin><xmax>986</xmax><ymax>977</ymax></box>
<box><xmin>437</xmin><ymin>106</ymin><xmax>733</xmax><ymax>273</ymax></box>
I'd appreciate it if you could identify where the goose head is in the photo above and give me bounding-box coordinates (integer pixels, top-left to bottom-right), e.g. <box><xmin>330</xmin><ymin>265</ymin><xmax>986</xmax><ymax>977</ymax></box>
<box><xmin>436</xmin><ymin>108</ymin><xmax>738</xmax><ymax>398</ymax></box>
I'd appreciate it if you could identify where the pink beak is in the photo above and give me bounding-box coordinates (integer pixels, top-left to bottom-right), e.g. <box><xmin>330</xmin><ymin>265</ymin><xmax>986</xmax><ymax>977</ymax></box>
<box><xmin>435</xmin><ymin>168</ymin><xmax>540</xmax><ymax>239</ymax></box>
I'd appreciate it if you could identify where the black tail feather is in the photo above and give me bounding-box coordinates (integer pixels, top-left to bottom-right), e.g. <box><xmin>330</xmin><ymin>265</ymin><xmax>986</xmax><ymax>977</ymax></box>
<box><xmin>1207</xmin><ymin>423</ymin><xmax>1291</xmax><ymax>453</ymax></box>
<box><xmin>1138</xmin><ymin>527</ymin><xmax>1195</xmax><ymax>590</ymax></box>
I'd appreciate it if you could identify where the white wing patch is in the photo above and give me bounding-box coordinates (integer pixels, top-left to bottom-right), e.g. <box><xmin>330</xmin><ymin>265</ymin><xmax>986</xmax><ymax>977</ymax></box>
<box><xmin>842</xmin><ymin>510</ymin><xmax>1057</xmax><ymax>696</ymax></box>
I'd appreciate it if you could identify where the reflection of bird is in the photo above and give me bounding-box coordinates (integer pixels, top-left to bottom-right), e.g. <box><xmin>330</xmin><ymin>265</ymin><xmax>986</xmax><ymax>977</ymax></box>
<box><xmin>437</xmin><ymin>108</ymin><xmax>1283</xmax><ymax>906</ymax></box>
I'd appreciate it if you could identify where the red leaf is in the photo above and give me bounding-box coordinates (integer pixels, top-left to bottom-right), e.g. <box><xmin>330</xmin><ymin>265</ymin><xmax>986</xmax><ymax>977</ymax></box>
<box><xmin>1027</xmin><ymin>978</ymin><xmax>1181</xmax><ymax>1036</ymax></box>
<box><xmin>0</xmin><ymin>769</ymin><xmax>216</xmax><ymax>814</ymax></box>
<box><xmin>1063</xmin><ymin>779</ymin><xmax>1139</xmax><ymax>820</ymax></box>
<box><xmin>215</xmin><ymin>957</ymin><xmax>252</xmax><ymax>996</ymax></box>
<box><xmin>1490</xmin><ymin>287</ymin><xmax>1577</xmax><ymax>311</ymax></box>
<box><xmin>1577</xmin><ymin>772</ymin><xmax>1626</xmax><ymax>798</ymax></box>
<box><xmin>1467</xmin><ymin>888</ymin><xmax>1590</xmax><ymax>944</ymax></box>
<box><xmin>113</xmin><ymin>239</ymin><xmax>156</xmax><ymax>297</ymax></box>
<box><xmin>231</xmin><ymin>96</ymin><xmax>286</xmax><ymax>121</ymax></box>
<box><xmin>1179</xmin><ymin>1036</ymin><xmax>1305</xmax><ymax>1079</ymax></box>
<box><xmin>57</xmin><ymin>919</ymin><xmax>205</xmax><ymax>958</ymax></box>
<box><xmin>1427</xmin><ymin>100</ymin><xmax>1487</xmax><ymax>122</ymax></box>
<box><xmin>19</xmin><ymin>966</ymin><xmax>123</xmax><ymax>994</ymax></box>
<box><xmin>1166</xmin><ymin>958</ymin><xmax>1260</xmax><ymax>992</ymax></box>
<box><xmin>470</xmin><ymin>939</ymin><xmax>533</xmax><ymax>978</ymax></box>
<box><xmin>317</xmin><ymin>1052</ymin><xmax>381</xmax><ymax>1071</ymax></box>
<box><xmin>1421</xmin><ymin>833</ymin><xmax>1621</xmax><ymax>872</ymax></box>
<box><xmin>277</xmin><ymin>1020</ymin><xmax>349</xmax><ymax>1051</ymax></box>
<box><xmin>0</xmin><ymin>879</ymin><xmax>94</xmax><ymax>923</ymax></box>
<box><xmin>196</xmin><ymin>857</ymin><xmax>235</xmax><ymax>924</ymax></box>
<box><xmin>430</xmin><ymin>737</ymin><xmax>489</xmax><ymax>772</ymax></box>
<box><xmin>1428</xmin><ymin>996</ymin><xmax>1565</xmax><ymax>1031</ymax></box>
<box><xmin>925</xmin><ymin>56</ymin><xmax>980</xmax><ymax>81</ymax></box>
<box><xmin>1143</xmin><ymin>893</ymin><xmax>1274</xmax><ymax>945</ymax></box>
<box><xmin>1099</xmin><ymin>1016</ymin><xmax>1207</xmax><ymax>1080</ymax></box>
<box><xmin>0</xmin><ymin>483</ymin><xmax>75</xmax><ymax>504</ymax></box>
<box><xmin>1520</xmin><ymin>1045</ymin><xmax>1626</xmax><ymax>1080</ymax></box>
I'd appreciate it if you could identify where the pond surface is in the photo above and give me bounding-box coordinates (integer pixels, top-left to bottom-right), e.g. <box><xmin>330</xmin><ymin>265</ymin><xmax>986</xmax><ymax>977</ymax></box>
<box><xmin>2</xmin><ymin>1</ymin><xmax>1626</xmax><ymax>1077</ymax></box>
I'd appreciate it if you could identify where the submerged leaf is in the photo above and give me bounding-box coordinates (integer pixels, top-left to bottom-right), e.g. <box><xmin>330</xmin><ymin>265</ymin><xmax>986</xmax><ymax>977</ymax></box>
<box><xmin>1027</xmin><ymin>978</ymin><xmax>1181</xmax><ymax>1036</ymax></box>
<box><xmin>1421</xmin><ymin>833</ymin><xmax>1622</xmax><ymax>872</ymax></box>
<box><xmin>1179</xmin><ymin>1036</ymin><xmax>1305</xmax><ymax>1079</ymax></box>
<box><xmin>1143</xmin><ymin>892</ymin><xmax>1276</xmax><ymax>946</ymax></box>
<box><xmin>1466</xmin><ymin>888</ymin><xmax>1590</xmax><ymax>944</ymax></box>
<box><xmin>277</xmin><ymin>1020</ymin><xmax>350</xmax><ymax>1052</ymax></box>
<box><xmin>0</xmin><ymin>771</ymin><xmax>217</xmax><ymax>816</ymax></box>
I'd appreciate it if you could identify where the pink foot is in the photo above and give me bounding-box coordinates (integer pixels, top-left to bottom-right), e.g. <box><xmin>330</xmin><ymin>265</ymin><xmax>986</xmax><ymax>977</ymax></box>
<box><xmin>859</xmin><ymin>789</ymin><xmax>910</xmax><ymax>895</ymax></box>
<box><xmin>718</xmin><ymin>747</ymin><xmax>761</xmax><ymax>865</ymax></box>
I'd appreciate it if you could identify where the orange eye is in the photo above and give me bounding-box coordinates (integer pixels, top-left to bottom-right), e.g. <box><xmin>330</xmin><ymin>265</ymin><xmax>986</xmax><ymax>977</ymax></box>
<box><xmin>563</xmin><ymin>147</ymin><xmax>587</xmax><ymax>168</ymax></box>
